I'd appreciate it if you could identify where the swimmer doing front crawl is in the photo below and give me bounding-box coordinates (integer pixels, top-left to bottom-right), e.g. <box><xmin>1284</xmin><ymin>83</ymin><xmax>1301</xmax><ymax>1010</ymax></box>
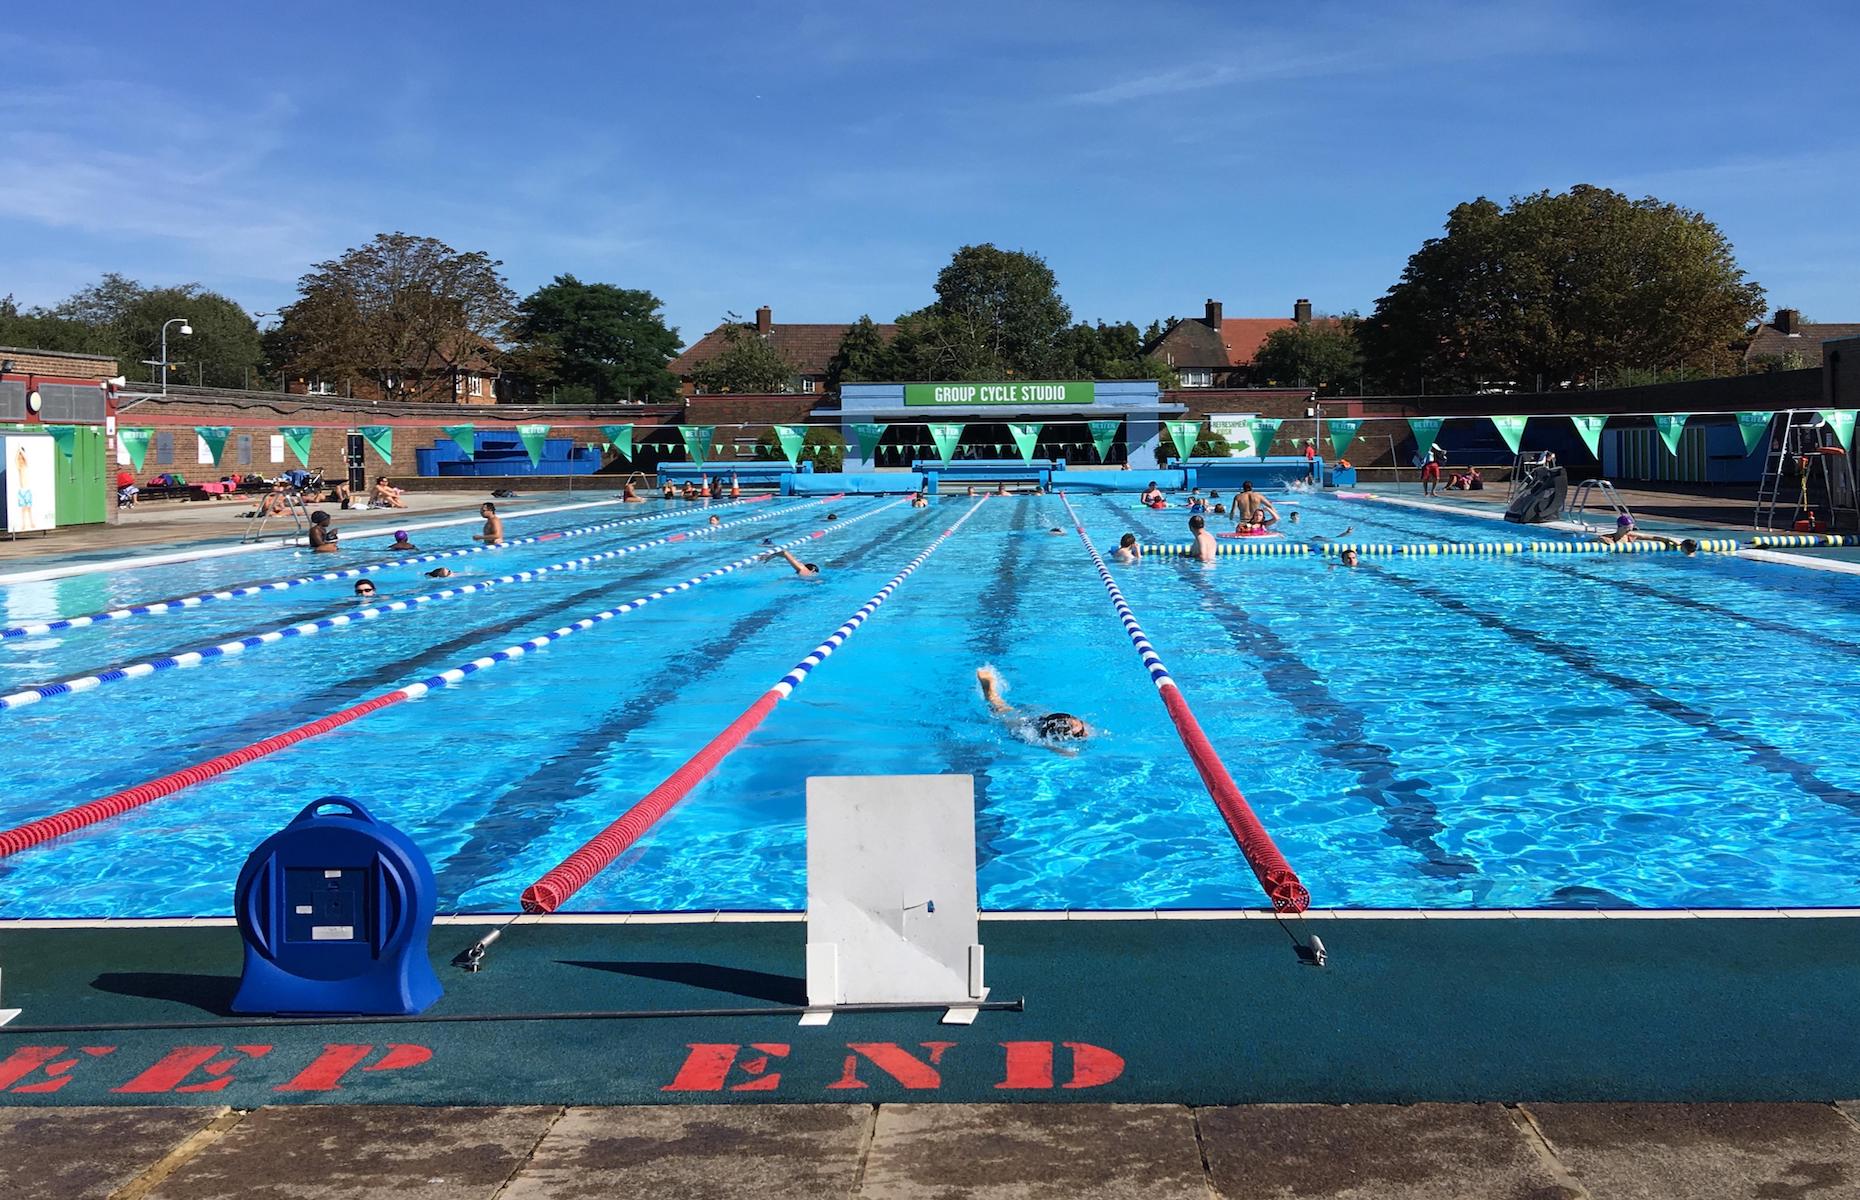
<box><xmin>976</xmin><ymin>665</ymin><xmax>1091</xmax><ymax>755</ymax></box>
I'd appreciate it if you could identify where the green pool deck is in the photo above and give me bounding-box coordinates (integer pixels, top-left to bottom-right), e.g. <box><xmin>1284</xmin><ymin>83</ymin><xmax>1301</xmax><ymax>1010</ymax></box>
<box><xmin>3</xmin><ymin>913</ymin><xmax>1858</xmax><ymax>1108</ymax></box>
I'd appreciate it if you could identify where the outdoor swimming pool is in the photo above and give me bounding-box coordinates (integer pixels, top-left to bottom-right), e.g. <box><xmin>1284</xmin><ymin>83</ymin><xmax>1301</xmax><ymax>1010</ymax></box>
<box><xmin>3</xmin><ymin>486</ymin><xmax>1858</xmax><ymax>918</ymax></box>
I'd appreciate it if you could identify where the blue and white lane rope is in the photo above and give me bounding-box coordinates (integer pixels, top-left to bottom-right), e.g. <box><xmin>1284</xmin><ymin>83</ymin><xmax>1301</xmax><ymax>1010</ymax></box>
<box><xmin>0</xmin><ymin>496</ymin><xmax>777</xmax><ymax>642</ymax></box>
<box><xmin>0</xmin><ymin>501</ymin><xmax>906</xmax><ymax>858</ymax></box>
<box><xmin>0</xmin><ymin>496</ymin><xmax>838</xmax><ymax>712</ymax></box>
<box><xmin>520</xmin><ymin>494</ymin><xmax>989</xmax><ymax>912</ymax></box>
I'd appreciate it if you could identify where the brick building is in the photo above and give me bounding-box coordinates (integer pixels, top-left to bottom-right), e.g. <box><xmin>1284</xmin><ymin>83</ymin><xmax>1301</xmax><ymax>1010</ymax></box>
<box><xmin>669</xmin><ymin>307</ymin><xmax>897</xmax><ymax>396</ymax></box>
<box><xmin>1742</xmin><ymin>309</ymin><xmax>1860</xmax><ymax>371</ymax></box>
<box><xmin>1145</xmin><ymin>299</ymin><xmax>1329</xmax><ymax>388</ymax></box>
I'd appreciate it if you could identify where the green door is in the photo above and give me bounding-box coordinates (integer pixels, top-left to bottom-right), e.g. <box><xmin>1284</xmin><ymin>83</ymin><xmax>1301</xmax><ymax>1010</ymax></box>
<box><xmin>50</xmin><ymin>426</ymin><xmax>108</xmax><ymax>525</ymax></box>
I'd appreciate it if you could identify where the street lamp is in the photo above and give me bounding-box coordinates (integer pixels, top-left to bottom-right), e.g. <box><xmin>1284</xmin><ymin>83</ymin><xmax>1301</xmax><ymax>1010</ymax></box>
<box><xmin>159</xmin><ymin>318</ymin><xmax>192</xmax><ymax>395</ymax></box>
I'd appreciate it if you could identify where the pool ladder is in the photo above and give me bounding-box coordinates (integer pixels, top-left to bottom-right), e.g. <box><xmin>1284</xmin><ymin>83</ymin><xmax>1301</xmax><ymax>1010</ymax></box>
<box><xmin>1565</xmin><ymin>479</ymin><xmax>1632</xmax><ymax>532</ymax></box>
<box><xmin>242</xmin><ymin>492</ymin><xmax>312</xmax><ymax>544</ymax></box>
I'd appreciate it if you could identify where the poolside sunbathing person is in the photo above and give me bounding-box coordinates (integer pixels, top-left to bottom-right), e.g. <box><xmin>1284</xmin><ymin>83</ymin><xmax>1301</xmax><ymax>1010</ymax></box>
<box><xmin>1188</xmin><ymin>515</ymin><xmax>1218</xmax><ymax>563</ymax></box>
<box><xmin>976</xmin><ymin>666</ymin><xmax>1091</xmax><ymax>755</ymax></box>
<box><xmin>332</xmin><ymin>480</ymin><xmax>353</xmax><ymax>510</ymax></box>
<box><xmin>251</xmin><ymin>482</ymin><xmax>290</xmax><ymax>518</ymax></box>
<box><xmin>1234</xmin><ymin>481</ymin><xmax>1278</xmax><ymax>529</ymax></box>
<box><xmin>353</xmin><ymin>578</ymin><xmax>378</xmax><ymax>600</ymax></box>
<box><xmin>766</xmin><ymin>547</ymin><xmax>820</xmax><ymax>579</ymax></box>
<box><xmin>473</xmin><ymin>502</ymin><xmax>504</xmax><ymax>545</ymax></box>
<box><xmin>306</xmin><ymin>510</ymin><xmax>339</xmax><ymax>553</ymax></box>
<box><xmin>372</xmin><ymin>476</ymin><xmax>408</xmax><ymax>509</ymax></box>
<box><xmin>388</xmin><ymin>530</ymin><xmax>418</xmax><ymax>552</ymax></box>
<box><xmin>1112</xmin><ymin>533</ymin><xmax>1141</xmax><ymax>564</ymax></box>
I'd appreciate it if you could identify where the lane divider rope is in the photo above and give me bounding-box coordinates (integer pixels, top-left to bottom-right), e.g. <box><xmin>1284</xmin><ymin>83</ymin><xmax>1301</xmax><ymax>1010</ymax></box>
<box><xmin>1</xmin><ymin>496</ymin><xmax>775</xmax><ymax>641</ymax></box>
<box><xmin>1747</xmin><ymin>534</ymin><xmax>1853</xmax><ymax>548</ymax></box>
<box><xmin>0</xmin><ymin>497</ymin><xmax>827</xmax><ymax>712</ymax></box>
<box><xmin>1139</xmin><ymin>537</ymin><xmax>1740</xmax><ymax>557</ymax></box>
<box><xmin>0</xmin><ymin>500</ymin><xmax>901</xmax><ymax>859</ymax></box>
<box><xmin>519</xmin><ymin>495</ymin><xmax>990</xmax><ymax>913</ymax></box>
<box><xmin>1061</xmin><ymin>493</ymin><xmax>1309</xmax><ymax>912</ymax></box>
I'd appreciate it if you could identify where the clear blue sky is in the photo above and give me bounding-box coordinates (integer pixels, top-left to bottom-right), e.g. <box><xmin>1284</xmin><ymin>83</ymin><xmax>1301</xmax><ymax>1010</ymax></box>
<box><xmin>3</xmin><ymin>1</ymin><xmax>1855</xmax><ymax>346</ymax></box>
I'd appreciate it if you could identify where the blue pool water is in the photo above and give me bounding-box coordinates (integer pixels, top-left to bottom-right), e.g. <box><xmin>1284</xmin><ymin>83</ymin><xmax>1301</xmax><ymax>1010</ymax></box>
<box><xmin>3</xmin><ymin>488</ymin><xmax>1860</xmax><ymax>917</ymax></box>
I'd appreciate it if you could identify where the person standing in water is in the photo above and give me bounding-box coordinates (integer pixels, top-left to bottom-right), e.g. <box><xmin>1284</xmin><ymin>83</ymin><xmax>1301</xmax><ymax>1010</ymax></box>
<box><xmin>1188</xmin><ymin>514</ymin><xmax>1218</xmax><ymax>563</ymax></box>
<box><xmin>473</xmin><ymin>502</ymin><xmax>504</xmax><ymax>545</ymax></box>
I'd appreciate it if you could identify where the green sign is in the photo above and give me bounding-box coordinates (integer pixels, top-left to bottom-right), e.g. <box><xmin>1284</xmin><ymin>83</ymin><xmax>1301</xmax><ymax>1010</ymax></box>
<box><xmin>518</xmin><ymin>423</ymin><xmax>551</xmax><ymax>467</ymax></box>
<box><xmin>194</xmin><ymin>426</ymin><xmax>232</xmax><ymax>465</ymax></box>
<box><xmin>600</xmin><ymin>424</ymin><xmax>633</xmax><ymax>460</ymax></box>
<box><xmin>678</xmin><ymin>425</ymin><xmax>715</xmax><ymax>465</ymax></box>
<box><xmin>1407</xmin><ymin>417</ymin><xmax>1444</xmax><ymax>460</ymax></box>
<box><xmin>1205</xmin><ymin>417</ymin><xmax>1256</xmax><ymax>457</ymax></box>
<box><xmin>280</xmin><ymin>426</ymin><xmax>315</xmax><ymax>468</ymax></box>
<box><xmin>771</xmin><ymin>424</ymin><xmax>807</xmax><ymax>465</ymax></box>
<box><xmin>1733</xmin><ymin>412</ymin><xmax>1771</xmax><ymax>456</ymax></box>
<box><xmin>1490</xmin><ymin>415</ymin><xmax>1528</xmax><ymax>455</ymax></box>
<box><xmin>1088</xmin><ymin>419</ymin><xmax>1120</xmax><ymax>460</ymax></box>
<box><xmin>1653</xmin><ymin>414</ymin><xmax>1689</xmax><ymax>456</ymax></box>
<box><xmin>1570</xmin><ymin>415</ymin><xmax>1608</xmax><ymax>459</ymax></box>
<box><xmin>1163</xmin><ymin>420</ymin><xmax>1200</xmax><ymax>461</ymax></box>
<box><xmin>119</xmin><ymin>427</ymin><xmax>152</xmax><ymax>473</ymax></box>
<box><xmin>1007</xmin><ymin>423</ymin><xmax>1042</xmax><ymax>462</ymax></box>
<box><xmin>903</xmin><ymin>381</ymin><xmax>1092</xmax><ymax>407</ymax></box>
<box><xmin>851</xmin><ymin>422</ymin><xmax>887</xmax><ymax>464</ymax></box>
<box><xmin>444</xmin><ymin>424</ymin><xmax>476</xmax><ymax>459</ymax></box>
<box><xmin>360</xmin><ymin>425</ymin><xmax>393</xmax><ymax>464</ymax></box>
<box><xmin>1821</xmin><ymin>410</ymin><xmax>1857</xmax><ymax>452</ymax></box>
<box><xmin>1327</xmin><ymin>418</ymin><xmax>1363</xmax><ymax>460</ymax></box>
<box><xmin>926</xmin><ymin>423</ymin><xmax>964</xmax><ymax>462</ymax></box>
<box><xmin>1247</xmin><ymin>418</ymin><xmax>1282</xmax><ymax>457</ymax></box>
<box><xmin>46</xmin><ymin>425</ymin><xmax>77</xmax><ymax>458</ymax></box>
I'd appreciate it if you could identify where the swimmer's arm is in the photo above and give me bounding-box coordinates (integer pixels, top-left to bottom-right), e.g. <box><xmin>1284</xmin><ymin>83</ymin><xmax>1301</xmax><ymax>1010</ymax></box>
<box><xmin>975</xmin><ymin>669</ymin><xmax>1013</xmax><ymax>714</ymax></box>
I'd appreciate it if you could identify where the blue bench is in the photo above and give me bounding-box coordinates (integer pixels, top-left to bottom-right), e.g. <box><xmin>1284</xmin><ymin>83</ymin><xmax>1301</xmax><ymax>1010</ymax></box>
<box><xmin>909</xmin><ymin>458</ymin><xmax>1069</xmax><ymax>495</ymax></box>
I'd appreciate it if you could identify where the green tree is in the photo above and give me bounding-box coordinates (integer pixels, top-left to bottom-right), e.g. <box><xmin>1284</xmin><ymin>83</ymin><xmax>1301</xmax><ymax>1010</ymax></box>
<box><xmin>1253</xmin><ymin>315</ymin><xmax>1364</xmax><ymax>394</ymax></box>
<box><xmin>884</xmin><ymin>244</ymin><xmax>1074</xmax><ymax>380</ymax></box>
<box><xmin>512</xmin><ymin>274</ymin><xmax>680</xmax><ymax>403</ymax></box>
<box><xmin>0</xmin><ymin>294</ymin><xmax>113</xmax><ymax>356</ymax></box>
<box><xmin>275</xmin><ymin>232</ymin><xmax>517</xmax><ymax>399</ymax></box>
<box><xmin>824</xmin><ymin>315</ymin><xmax>890</xmax><ymax>389</ymax></box>
<box><xmin>689</xmin><ymin>314</ymin><xmax>797</xmax><ymax>393</ymax></box>
<box><xmin>15</xmin><ymin>275</ymin><xmax>262</xmax><ymax>386</ymax></box>
<box><xmin>1361</xmin><ymin>185</ymin><xmax>1766</xmax><ymax>392</ymax></box>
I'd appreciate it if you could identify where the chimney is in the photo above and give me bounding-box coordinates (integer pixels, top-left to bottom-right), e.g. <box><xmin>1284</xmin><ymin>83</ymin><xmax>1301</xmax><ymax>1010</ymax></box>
<box><xmin>1294</xmin><ymin>298</ymin><xmax>1313</xmax><ymax>325</ymax></box>
<box><xmin>755</xmin><ymin>306</ymin><xmax>772</xmax><ymax>334</ymax></box>
<box><xmin>1203</xmin><ymin>299</ymin><xmax>1223</xmax><ymax>328</ymax></box>
<box><xmin>1775</xmin><ymin>308</ymin><xmax>1798</xmax><ymax>335</ymax></box>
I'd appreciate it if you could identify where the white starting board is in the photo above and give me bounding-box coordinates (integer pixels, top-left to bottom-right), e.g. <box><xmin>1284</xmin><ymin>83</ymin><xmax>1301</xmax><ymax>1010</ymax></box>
<box><xmin>805</xmin><ymin>775</ymin><xmax>985</xmax><ymax>1020</ymax></box>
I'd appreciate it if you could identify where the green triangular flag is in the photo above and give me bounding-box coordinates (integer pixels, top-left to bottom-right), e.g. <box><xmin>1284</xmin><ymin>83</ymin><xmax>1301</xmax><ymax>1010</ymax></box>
<box><xmin>518</xmin><ymin>423</ymin><xmax>550</xmax><ymax>467</ymax></box>
<box><xmin>1407</xmin><ymin>417</ymin><xmax>1444</xmax><ymax>459</ymax></box>
<box><xmin>1248</xmin><ymin>418</ymin><xmax>1282</xmax><ymax>457</ymax></box>
<box><xmin>1327</xmin><ymin>417</ymin><xmax>1363</xmax><ymax>460</ymax></box>
<box><xmin>444</xmin><ymin>424</ymin><xmax>476</xmax><ymax>459</ymax></box>
<box><xmin>1164</xmin><ymin>420</ymin><xmax>1200</xmax><ymax>460</ymax></box>
<box><xmin>1653</xmin><ymin>414</ymin><xmax>1689</xmax><ymax>456</ymax></box>
<box><xmin>772</xmin><ymin>424</ymin><xmax>807</xmax><ymax>465</ymax></box>
<box><xmin>851</xmin><ymin>423</ymin><xmax>886</xmax><ymax>464</ymax></box>
<box><xmin>1570</xmin><ymin>415</ymin><xmax>1608</xmax><ymax>459</ymax></box>
<box><xmin>360</xmin><ymin>425</ymin><xmax>393</xmax><ymax>464</ymax></box>
<box><xmin>118</xmin><ymin>427</ymin><xmax>152</xmax><ymax>473</ymax></box>
<box><xmin>601</xmin><ymin>424</ymin><xmax>633</xmax><ymax>461</ymax></box>
<box><xmin>195</xmin><ymin>426</ymin><xmax>232</xmax><ymax>465</ymax></box>
<box><xmin>1820</xmin><ymin>410</ymin><xmax>1857</xmax><ymax>451</ymax></box>
<box><xmin>279</xmin><ymin>426</ymin><xmax>315</xmax><ymax>468</ymax></box>
<box><xmin>1733</xmin><ymin>412</ymin><xmax>1771</xmax><ymax>456</ymax></box>
<box><xmin>926</xmin><ymin>422</ymin><xmax>963</xmax><ymax>463</ymax></box>
<box><xmin>678</xmin><ymin>424</ymin><xmax>714</xmax><ymax>465</ymax></box>
<box><xmin>1088</xmin><ymin>419</ymin><xmax>1120</xmax><ymax>460</ymax></box>
<box><xmin>1490</xmin><ymin>416</ymin><xmax>1528</xmax><ymax>455</ymax></box>
<box><xmin>46</xmin><ymin>425</ymin><xmax>77</xmax><ymax>458</ymax></box>
<box><xmin>1008</xmin><ymin>423</ymin><xmax>1042</xmax><ymax>461</ymax></box>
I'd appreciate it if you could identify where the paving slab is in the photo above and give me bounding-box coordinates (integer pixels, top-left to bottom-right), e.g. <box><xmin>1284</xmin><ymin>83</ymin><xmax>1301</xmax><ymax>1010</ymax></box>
<box><xmin>1525</xmin><ymin>1103</ymin><xmax>1860</xmax><ymax>1200</ymax></box>
<box><xmin>146</xmin><ymin>1105</ymin><xmax>557</xmax><ymax>1200</ymax></box>
<box><xmin>859</xmin><ymin>1103</ymin><xmax>1205</xmax><ymax>1200</ymax></box>
<box><xmin>498</xmin><ymin>1104</ymin><xmax>866</xmax><ymax>1200</ymax></box>
<box><xmin>1198</xmin><ymin>1103</ymin><xmax>1571</xmax><ymax>1199</ymax></box>
<box><xmin>0</xmin><ymin>1105</ymin><xmax>228</xmax><ymax>1200</ymax></box>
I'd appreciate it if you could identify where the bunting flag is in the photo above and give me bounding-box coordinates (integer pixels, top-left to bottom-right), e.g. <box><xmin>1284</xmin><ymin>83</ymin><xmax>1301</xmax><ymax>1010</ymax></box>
<box><xmin>1327</xmin><ymin>417</ymin><xmax>1363</xmax><ymax>460</ymax></box>
<box><xmin>118</xmin><ymin>427</ymin><xmax>152</xmax><ymax>473</ymax></box>
<box><xmin>360</xmin><ymin>425</ymin><xmax>393</xmax><ymax>464</ymax></box>
<box><xmin>1653</xmin><ymin>414</ymin><xmax>1689</xmax><ymax>456</ymax></box>
<box><xmin>45</xmin><ymin>425</ymin><xmax>77</xmax><ymax>458</ymax></box>
<box><xmin>279</xmin><ymin>426</ymin><xmax>315</xmax><ymax>468</ymax></box>
<box><xmin>677</xmin><ymin>424</ymin><xmax>715</xmax><ymax>465</ymax></box>
<box><xmin>1570</xmin><ymin>415</ymin><xmax>1608</xmax><ymax>459</ymax></box>
<box><xmin>772</xmin><ymin>424</ymin><xmax>807</xmax><ymax>465</ymax></box>
<box><xmin>1820</xmin><ymin>410</ymin><xmax>1857</xmax><ymax>452</ymax></box>
<box><xmin>851</xmin><ymin>422</ymin><xmax>886</xmax><ymax>464</ymax></box>
<box><xmin>1248</xmin><ymin>418</ymin><xmax>1282</xmax><ymax>457</ymax></box>
<box><xmin>518</xmin><ymin>423</ymin><xmax>551</xmax><ymax>467</ymax></box>
<box><xmin>1733</xmin><ymin>412</ymin><xmax>1772</xmax><ymax>456</ymax></box>
<box><xmin>444</xmin><ymin>424</ymin><xmax>477</xmax><ymax>459</ymax></box>
<box><xmin>1164</xmin><ymin>420</ymin><xmax>1200</xmax><ymax>460</ymax></box>
<box><xmin>600</xmin><ymin>424</ymin><xmax>633</xmax><ymax>461</ymax></box>
<box><xmin>1007</xmin><ymin>422</ymin><xmax>1042</xmax><ymax>462</ymax></box>
<box><xmin>195</xmin><ymin>426</ymin><xmax>232</xmax><ymax>465</ymax></box>
<box><xmin>1088</xmin><ymin>419</ymin><xmax>1120</xmax><ymax>460</ymax></box>
<box><xmin>1490</xmin><ymin>415</ymin><xmax>1528</xmax><ymax>455</ymax></box>
<box><xmin>1407</xmin><ymin>417</ymin><xmax>1444</xmax><ymax>460</ymax></box>
<box><xmin>926</xmin><ymin>422</ymin><xmax>963</xmax><ymax>463</ymax></box>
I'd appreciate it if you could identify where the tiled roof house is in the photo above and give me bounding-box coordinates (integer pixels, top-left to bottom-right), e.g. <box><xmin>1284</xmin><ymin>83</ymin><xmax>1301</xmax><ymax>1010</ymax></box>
<box><xmin>1743</xmin><ymin>309</ymin><xmax>1860</xmax><ymax>370</ymax></box>
<box><xmin>669</xmin><ymin>307</ymin><xmax>898</xmax><ymax>395</ymax></box>
<box><xmin>1145</xmin><ymin>299</ymin><xmax>1329</xmax><ymax>387</ymax></box>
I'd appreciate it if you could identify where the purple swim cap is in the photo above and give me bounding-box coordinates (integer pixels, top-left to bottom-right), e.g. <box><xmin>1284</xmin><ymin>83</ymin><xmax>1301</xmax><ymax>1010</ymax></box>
<box><xmin>1616</xmin><ymin>515</ymin><xmax>1633</xmax><ymax>527</ymax></box>
<box><xmin>394</xmin><ymin>530</ymin><xmax>408</xmax><ymax>540</ymax></box>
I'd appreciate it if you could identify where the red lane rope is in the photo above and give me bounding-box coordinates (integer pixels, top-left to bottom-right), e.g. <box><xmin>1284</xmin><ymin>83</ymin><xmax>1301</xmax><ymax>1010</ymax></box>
<box><xmin>1057</xmin><ymin>492</ymin><xmax>1309</xmax><ymax>912</ymax></box>
<box><xmin>520</xmin><ymin>496</ymin><xmax>991</xmax><ymax>913</ymax></box>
